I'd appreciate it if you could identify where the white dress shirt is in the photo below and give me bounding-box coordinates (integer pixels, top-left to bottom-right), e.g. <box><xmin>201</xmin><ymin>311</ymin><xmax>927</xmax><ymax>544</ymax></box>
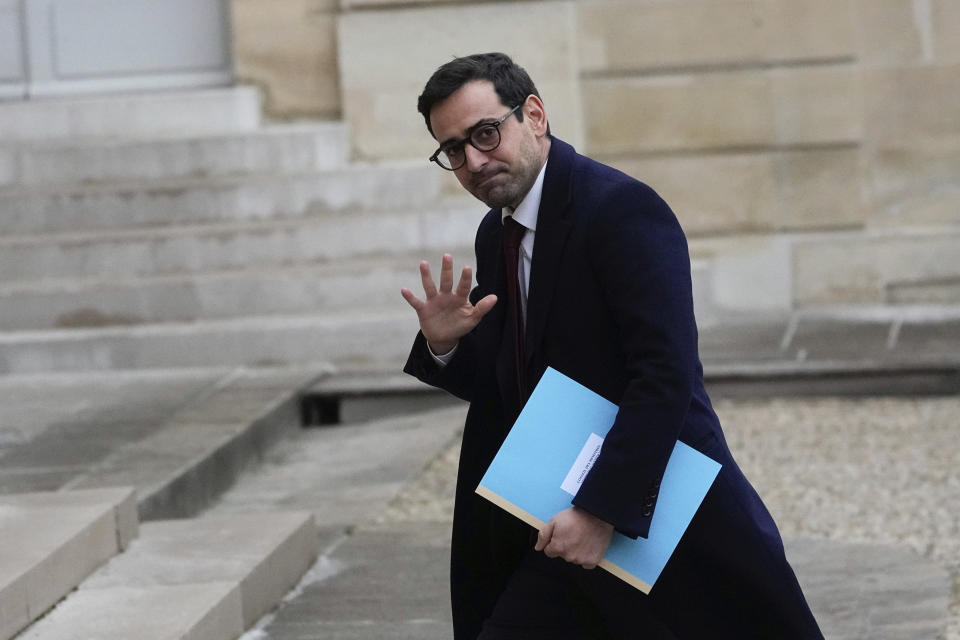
<box><xmin>430</xmin><ymin>160</ymin><xmax>548</xmax><ymax>365</ymax></box>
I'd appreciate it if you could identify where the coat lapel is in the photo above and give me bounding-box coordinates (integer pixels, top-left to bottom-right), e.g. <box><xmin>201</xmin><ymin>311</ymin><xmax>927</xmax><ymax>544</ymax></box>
<box><xmin>524</xmin><ymin>139</ymin><xmax>575</xmax><ymax>374</ymax></box>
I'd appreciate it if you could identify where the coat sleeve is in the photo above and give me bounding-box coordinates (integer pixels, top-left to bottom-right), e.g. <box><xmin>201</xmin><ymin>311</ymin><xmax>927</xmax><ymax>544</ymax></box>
<box><xmin>403</xmin><ymin>329</ymin><xmax>479</xmax><ymax>402</ymax></box>
<box><xmin>570</xmin><ymin>180</ymin><xmax>699</xmax><ymax>540</ymax></box>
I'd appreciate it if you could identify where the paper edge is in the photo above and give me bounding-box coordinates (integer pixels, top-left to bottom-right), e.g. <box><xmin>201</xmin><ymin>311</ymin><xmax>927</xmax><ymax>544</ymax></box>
<box><xmin>475</xmin><ymin>484</ymin><xmax>547</xmax><ymax>529</ymax></box>
<box><xmin>599</xmin><ymin>558</ymin><xmax>653</xmax><ymax>594</ymax></box>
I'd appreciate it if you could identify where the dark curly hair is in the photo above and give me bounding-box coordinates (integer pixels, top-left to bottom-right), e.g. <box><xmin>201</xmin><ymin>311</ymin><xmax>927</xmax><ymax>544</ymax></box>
<box><xmin>417</xmin><ymin>52</ymin><xmax>549</xmax><ymax>137</ymax></box>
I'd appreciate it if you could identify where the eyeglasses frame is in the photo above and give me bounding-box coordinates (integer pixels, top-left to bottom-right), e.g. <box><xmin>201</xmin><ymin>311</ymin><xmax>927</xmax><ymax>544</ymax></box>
<box><xmin>428</xmin><ymin>104</ymin><xmax>521</xmax><ymax>171</ymax></box>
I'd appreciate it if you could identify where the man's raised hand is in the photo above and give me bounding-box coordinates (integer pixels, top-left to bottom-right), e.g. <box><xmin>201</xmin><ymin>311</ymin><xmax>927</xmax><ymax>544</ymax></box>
<box><xmin>400</xmin><ymin>254</ymin><xmax>497</xmax><ymax>355</ymax></box>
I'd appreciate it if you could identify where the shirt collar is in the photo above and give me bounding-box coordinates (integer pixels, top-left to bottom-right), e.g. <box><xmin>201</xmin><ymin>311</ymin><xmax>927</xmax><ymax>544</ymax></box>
<box><xmin>501</xmin><ymin>159</ymin><xmax>547</xmax><ymax>231</ymax></box>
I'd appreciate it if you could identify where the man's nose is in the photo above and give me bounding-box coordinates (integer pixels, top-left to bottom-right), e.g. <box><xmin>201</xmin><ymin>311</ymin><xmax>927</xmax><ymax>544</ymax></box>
<box><xmin>463</xmin><ymin>144</ymin><xmax>489</xmax><ymax>172</ymax></box>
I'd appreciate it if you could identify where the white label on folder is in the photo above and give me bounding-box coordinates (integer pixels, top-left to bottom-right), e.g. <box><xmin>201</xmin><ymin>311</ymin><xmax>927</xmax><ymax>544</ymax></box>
<box><xmin>560</xmin><ymin>432</ymin><xmax>605</xmax><ymax>496</ymax></box>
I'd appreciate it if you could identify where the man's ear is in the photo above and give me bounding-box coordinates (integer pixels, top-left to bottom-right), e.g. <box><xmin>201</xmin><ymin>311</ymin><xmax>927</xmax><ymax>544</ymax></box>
<box><xmin>522</xmin><ymin>94</ymin><xmax>549</xmax><ymax>137</ymax></box>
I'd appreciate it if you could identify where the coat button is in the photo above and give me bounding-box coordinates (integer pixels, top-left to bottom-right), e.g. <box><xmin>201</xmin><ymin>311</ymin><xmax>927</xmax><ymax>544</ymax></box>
<box><xmin>642</xmin><ymin>509</ymin><xmax>652</xmax><ymax>517</ymax></box>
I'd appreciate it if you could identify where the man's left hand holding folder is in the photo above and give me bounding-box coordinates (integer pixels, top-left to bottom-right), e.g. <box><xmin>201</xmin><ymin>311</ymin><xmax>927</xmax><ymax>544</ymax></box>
<box><xmin>534</xmin><ymin>506</ymin><xmax>615</xmax><ymax>570</ymax></box>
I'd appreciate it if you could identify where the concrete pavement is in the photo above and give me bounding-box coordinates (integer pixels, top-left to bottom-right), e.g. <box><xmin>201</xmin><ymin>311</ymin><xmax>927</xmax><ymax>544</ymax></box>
<box><xmin>214</xmin><ymin>399</ymin><xmax>957</xmax><ymax>640</ymax></box>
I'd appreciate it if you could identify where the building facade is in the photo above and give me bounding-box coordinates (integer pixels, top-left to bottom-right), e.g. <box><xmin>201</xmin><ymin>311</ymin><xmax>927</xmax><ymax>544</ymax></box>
<box><xmin>235</xmin><ymin>0</ymin><xmax>960</xmax><ymax>318</ymax></box>
<box><xmin>3</xmin><ymin>0</ymin><xmax>959</xmax><ymax>320</ymax></box>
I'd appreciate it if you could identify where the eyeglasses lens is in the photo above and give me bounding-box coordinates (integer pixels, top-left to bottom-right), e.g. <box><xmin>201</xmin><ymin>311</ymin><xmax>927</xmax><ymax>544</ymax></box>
<box><xmin>439</xmin><ymin>126</ymin><xmax>501</xmax><ymax>170</ymax></box>
<box><xmin>471</xmin><ymin>125</ymin><xmax>501</xmax><ymax>152</ymax></box>
<box><xmin>440</xmin><ymin>148</ymin><xmax>461</xmax><ymax>170</ymax></box>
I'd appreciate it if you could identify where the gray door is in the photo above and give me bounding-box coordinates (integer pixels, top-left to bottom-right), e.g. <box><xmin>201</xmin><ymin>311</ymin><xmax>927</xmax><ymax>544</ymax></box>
<box><xmin>0</xmin><ymin>0</ymin><xmax>26</xmax><ymax>99</ymax></box>
<box><xmin>2</xmin><ymin>0</ymin><xmax>231</xmax><ymax>100</ymax></box>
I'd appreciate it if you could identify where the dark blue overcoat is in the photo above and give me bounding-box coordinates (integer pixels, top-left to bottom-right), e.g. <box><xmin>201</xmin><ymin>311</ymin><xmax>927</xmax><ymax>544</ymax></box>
<box><xmin>405</xmin><ymin>138</ymin><xmax>822</xmax><ymax>639</ymax></box>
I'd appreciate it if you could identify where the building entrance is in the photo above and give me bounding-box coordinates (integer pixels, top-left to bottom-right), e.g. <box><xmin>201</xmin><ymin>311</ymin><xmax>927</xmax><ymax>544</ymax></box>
<box><xmin>0</xmin><ymin>0</ymin><xmax>231</xmax><ymax>100</ymax></box>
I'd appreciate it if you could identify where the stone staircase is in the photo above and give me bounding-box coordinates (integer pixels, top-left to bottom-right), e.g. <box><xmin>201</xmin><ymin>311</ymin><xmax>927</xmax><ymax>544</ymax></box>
<box><xmin>0</xmin><ymin>86</ymin><xmax>478</xmax><ymax>639</ymax></box>
<box><xmin>0</xmin><ymin>362</ymin><xmax>331</xmax><ymax>640</ymax></box>
<box><xmin>0</xmin><ymin>488</ymin><xmax>137</xmax><ymax>640</ymax></box>
<box><xmin>0</xmin><ymin>487</ymin><xmax>317</xmax><ymax>640</ymax></box>
<box><xmin>0</xmin><ymin>88</ymin><xmax>262</xmax><ymax>142</ymax></box>
<box><xmin>0</xmin><ymin>87</ymin><xmax>480</xmax><ymax>375</ymax></box>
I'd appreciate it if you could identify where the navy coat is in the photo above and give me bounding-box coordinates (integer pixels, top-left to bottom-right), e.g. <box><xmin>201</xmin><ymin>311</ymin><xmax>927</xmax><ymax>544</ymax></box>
<box><xmin>404</xmin><ymin>138</ymin><xmax>822</xmax><ymax>639</ymax></box>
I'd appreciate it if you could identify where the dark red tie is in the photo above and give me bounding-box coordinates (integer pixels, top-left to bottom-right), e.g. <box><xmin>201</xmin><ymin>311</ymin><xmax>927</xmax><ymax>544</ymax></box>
<box><xmin>502</xmin><ymin>216</ymin><xmax>526</xmax><ymax>396</ymax></box>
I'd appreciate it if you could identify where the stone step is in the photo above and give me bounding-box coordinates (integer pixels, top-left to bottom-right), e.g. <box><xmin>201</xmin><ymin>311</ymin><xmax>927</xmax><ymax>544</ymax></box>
<box><xmin>65</xmin><ymin>366</ymin><xmax>324</xmax><ymax>522</ymax></box>
<box><xmin>0</xmin><ymin>251</ymin><xmax>473</xmax><ymax>330</ymax></box>
<box><xmin>0</xmin><ymin>309</ymin><xmax>419</xmax><ymax>374</ymax></box>
<box><xmin>17</xmin><ymin>511</ymin><xmax>318</xmax><ymax>640</ymax></box>
<box><xmin>0</xmin><ymin>198</ymin><xmax>480</xmax><ymax>283</ymax></box>
<box><xmin>0</xmin><ymin>123</ymin><xmax>350</xmax><ymax>188</ymax></box>
<box><xmin>0</xmin><ymin>87</ymin><xmax>261</xmax><ymax>141</ymax></box>
<box><xmin>0</xmin><ymin>162</ymin><xmax>444</xmax><ymax>236</ymax></box>
<box><xmin>0</xmin><ymin>487</ymin><xmax>138</xmax><ymax>640</ymax></box>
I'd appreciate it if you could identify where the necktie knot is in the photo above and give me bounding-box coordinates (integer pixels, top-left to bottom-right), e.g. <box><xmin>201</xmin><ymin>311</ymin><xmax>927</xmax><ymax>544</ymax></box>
<box><xmin>503</xmin><ymin>216</ymin><xmax>526</xmax><ymax>253</ymax></box>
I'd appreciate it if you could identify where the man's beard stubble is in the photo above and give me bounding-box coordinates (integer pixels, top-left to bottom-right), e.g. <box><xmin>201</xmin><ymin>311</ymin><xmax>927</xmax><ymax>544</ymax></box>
<box><xmin>470</xmin><ymin>170</ymin><xmax>527</xmax><ymax>209</ymax></box>
<box><xmin>467</xmin><ymin>136</ymin><xmax>545</xmax><ymax>210</ymax></box>
<box><xmin>469</xmin><ymin>161</ymin><xmax>540</xmax><ymax>210</ymax></box>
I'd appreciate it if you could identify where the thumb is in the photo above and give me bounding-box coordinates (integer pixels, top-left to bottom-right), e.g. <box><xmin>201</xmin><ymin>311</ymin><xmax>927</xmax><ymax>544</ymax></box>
<box><xmin>534</xmin><ymin>520</ymin><xmax>554</xmax><ymax>551</ymax></box>
<box><xmin>400</xmin><ymin>288</ymin><xmax>424</xmax><ymax>312</ymax></box>
<box><xmin>473</xmin><ymin>294</ymin><xmax>498</xmax><ymax>318</ymax></box>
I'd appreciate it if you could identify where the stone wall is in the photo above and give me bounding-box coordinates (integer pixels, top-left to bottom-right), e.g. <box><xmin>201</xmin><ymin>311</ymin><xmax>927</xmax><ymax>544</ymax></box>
<box><xmin>798</xmin><ymin>0</ymin><xmax>960</xmax><ymax>308</ymax></box>
<box><xmin>230</xmin><ymin>0</ymin><xmax>960</xmax><ymax>315</ymax></box>
<box><xmin>337</xmin><ymin>1</ymin><xmax>583</xmax><ymax>161</ymax></box>
<box><xmin>230</xmin><ymin>0</ymin><xmax>340</xmax><ymax>119</ymax></box>
<box><xmin>576</xmin><ymin>0</ymin><xmax>960</xmax><ymax>315</ymax></box>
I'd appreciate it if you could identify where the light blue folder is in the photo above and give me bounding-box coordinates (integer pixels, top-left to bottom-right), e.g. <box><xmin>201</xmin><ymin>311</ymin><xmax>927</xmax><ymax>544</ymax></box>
<box><xmin>476</xmin><ymin>367</ymin><xmax>721</xmax><ymax>593</ymax></box>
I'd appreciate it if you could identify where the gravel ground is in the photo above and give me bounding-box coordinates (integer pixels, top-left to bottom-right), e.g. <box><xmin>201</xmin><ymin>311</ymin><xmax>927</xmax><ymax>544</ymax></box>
<box><xmin>383</xmin><ymin>395</ymin><xmax>960</xmax><ymax>639</ymax></box>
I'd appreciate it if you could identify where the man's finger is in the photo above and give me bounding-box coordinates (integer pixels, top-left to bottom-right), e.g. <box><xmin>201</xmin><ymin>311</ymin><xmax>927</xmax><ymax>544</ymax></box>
<box><xmin>534</xmin><ymin>521</ymin><xmax>555</xmax><ymax>552</ymax></box>
<box><xmin>400</xmin><ymin>288</ymin><xmax>425</xmax><ymax>312</ymax></box>
<box><xmin>438</xmin><ymin>254</ymin><xmax>454</xmax><ymax>292</ymax></box>
<box><xmin>455</xmin><ymin>266</ymin><xmax>473</xmax><ymax>297</ymax></box>
<box><xmin>542</xmin><ymin>540</ymin><xmax>561</xmax><ymax>559</ymax></box>
<box><xmin>419</xmin><ymin>261</ymin><xmax>438</xmax><ymax>298</ymax></box>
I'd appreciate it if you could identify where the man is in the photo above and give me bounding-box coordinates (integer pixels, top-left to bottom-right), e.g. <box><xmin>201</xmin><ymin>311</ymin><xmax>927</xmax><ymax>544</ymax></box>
<box><xmin>401</xmin><ymin>53</ymin><xmax>822</xmax><ymax>639</ymax></box>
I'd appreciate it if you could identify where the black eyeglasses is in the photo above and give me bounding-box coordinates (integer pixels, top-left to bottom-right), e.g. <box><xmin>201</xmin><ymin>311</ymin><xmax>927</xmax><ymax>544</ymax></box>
<box><xmin>429</xmin><ymin>105</ymin><xmax>520</xmax><ymax>171</ymax></box>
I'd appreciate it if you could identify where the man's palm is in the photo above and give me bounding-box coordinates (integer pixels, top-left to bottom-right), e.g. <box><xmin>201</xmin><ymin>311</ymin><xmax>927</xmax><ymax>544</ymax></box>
<box><xmin>401</xmin><ymin>254</ymin><xmax>497</xmax><ymax>354</ymax></box>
